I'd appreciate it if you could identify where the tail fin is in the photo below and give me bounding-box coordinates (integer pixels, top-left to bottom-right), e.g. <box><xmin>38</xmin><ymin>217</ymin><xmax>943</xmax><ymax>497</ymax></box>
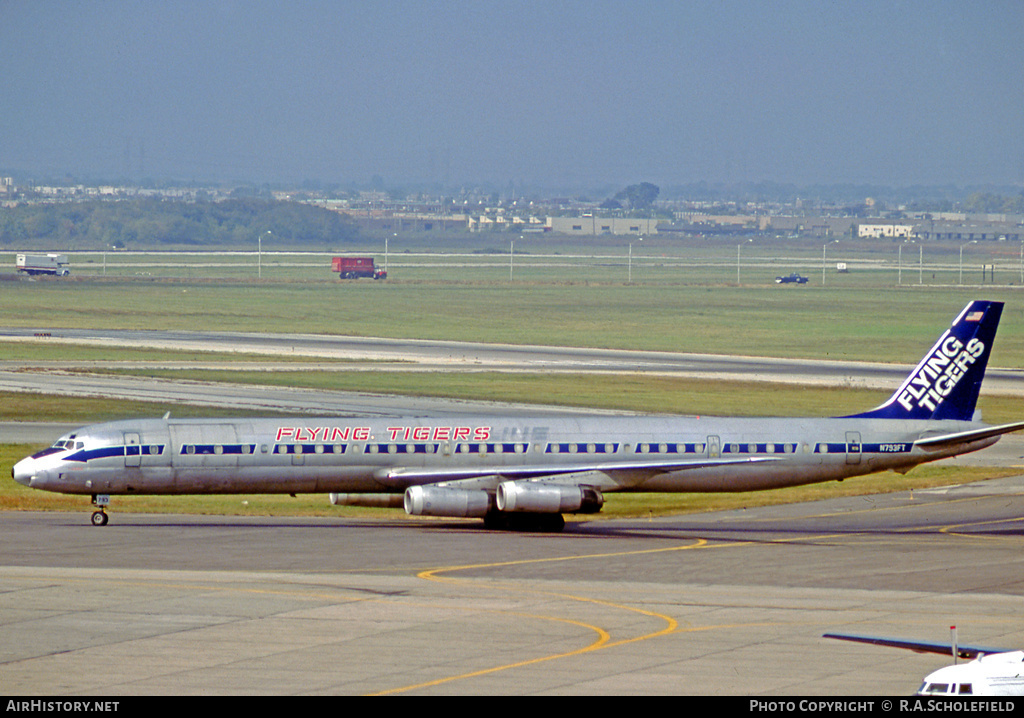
<box><xmin>847</xmin><ymin>300</ymin><xmax>1003</xmax><ymax>421</ymax></box>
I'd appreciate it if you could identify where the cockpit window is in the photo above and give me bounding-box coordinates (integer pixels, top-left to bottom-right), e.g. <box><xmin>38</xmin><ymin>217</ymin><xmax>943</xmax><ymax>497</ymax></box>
<box><xmin>919</xmin><ymin>682</ymin><xmax>950</xmax><ymax>695</ymax></box>
<box><xmin>31</xmin><ymin>439</ymin><xmax>85</xmax><ymax>459</ymax></box>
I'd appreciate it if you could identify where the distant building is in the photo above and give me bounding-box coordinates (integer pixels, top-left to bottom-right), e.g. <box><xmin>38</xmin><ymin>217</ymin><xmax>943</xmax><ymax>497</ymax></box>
<box><xmin>766</xmin><ymin>216</ymin><xmax>853</xmax><ymax>238</ymax></box>
<box><xmin>913</xmin><ymin>219</ymin><xmax>1023</xmax><ymax>242</ymax></box>
<box><xmin>546</xmin><ymin>216</ymin><xmax>663</xmax><ymax>236</ymax></box>
<box><xmin>849</xmin><ymin>218</ymin><xmax>1024</xmax><ymax>242</ymax></box>
<box><xmin>858</xmin><ymin>223</ymin><xmax>915</xmax><ymax>238</ymax></box>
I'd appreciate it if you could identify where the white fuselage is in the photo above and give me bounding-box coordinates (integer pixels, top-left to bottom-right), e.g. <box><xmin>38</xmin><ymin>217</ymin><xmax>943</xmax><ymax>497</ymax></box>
<box><xmin>918</xmin><ymin>652</ymin><xmax>1024</xmax><ymax>696</ymax></box>
<box><xmin>13</xmin><ymin>414</ymin><xmax>994</xmax><ymax>498</ymax></box>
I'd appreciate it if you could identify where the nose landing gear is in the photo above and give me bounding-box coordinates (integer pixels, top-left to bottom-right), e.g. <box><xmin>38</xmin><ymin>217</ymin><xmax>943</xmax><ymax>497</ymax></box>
<box><xmin>90</xmin><ymin>494</ymin><xmax>110</xmax><ymax>526</ymax></box>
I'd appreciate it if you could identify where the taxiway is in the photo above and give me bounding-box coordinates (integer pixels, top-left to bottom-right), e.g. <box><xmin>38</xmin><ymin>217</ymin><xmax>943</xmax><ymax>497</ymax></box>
<box><xmin>3</xmin><ymin>326</ymin><xmax>1024</xmax><ymax>394</ymax></box>
<box><xmin>3</xmin><ymin>476</ymin><xmax>1024</xmax><ymax>695</ymax></box>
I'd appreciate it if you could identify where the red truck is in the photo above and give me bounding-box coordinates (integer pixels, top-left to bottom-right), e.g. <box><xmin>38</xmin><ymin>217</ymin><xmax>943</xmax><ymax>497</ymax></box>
<box><xmin>331</xmin><ymin>256</ymin><xmax>387</xmax><ymax>280</ymax></box>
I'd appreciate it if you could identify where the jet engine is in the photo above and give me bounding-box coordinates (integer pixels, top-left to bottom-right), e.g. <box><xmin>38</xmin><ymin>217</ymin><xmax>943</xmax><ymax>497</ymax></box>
<box><xmin>404</xmin><ymin>485</ymin><xmax>492</xmax><ymax>518</ymax></box>
<box><xmin>329</xmin><ymin>493</ymin><xmax>405</xmax><ymax>509</ymax></box>
<box><xmin>496</xmin><ymin>481</ymin><xmax>604</xmax><ymax>514</ymax></box>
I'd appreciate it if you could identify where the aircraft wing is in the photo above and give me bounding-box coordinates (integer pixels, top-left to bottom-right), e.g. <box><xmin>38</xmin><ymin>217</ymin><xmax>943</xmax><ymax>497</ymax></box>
<box><xmin>824</xmin><ymin>632</ymin><xmax>1010</xmax><ymax>660</ymax></box>
<box><xmin>914</xmin><ymin>420</ymin><xmax>1024</xmax><ymax>450</ymax></box>
<box><xmin>378</xmin><ymin>455</ymin><xmax>783</xmax><ymax>489</ymax></box>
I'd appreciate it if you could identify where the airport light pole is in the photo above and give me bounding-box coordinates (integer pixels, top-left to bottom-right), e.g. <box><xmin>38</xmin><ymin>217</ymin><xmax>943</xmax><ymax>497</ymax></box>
<box><xmin>510</xmin><ymin>236</ymin><xmax>520</xmax><ymax>281</ymax></box>
<box><xmin>629</xmin><ymin>235</ymin><xmax>643</xmax><ymax>283</ymax></box>
<box><xmin>959</xmin><ymin>240</ymin><xmax>976</xmax><ymax>285</ymax></box>
<box><xmin>737</xmin><ymin>238</ymin><xmax>753</xmax><ymax>285</ymax></box>
<box><xmin>898</xmin><ymin>239</ymin><xmax>914</xmax><ymax>286</ymax></box>
<box><xmin>822</xmin><ymin>240</ymin><xmax>839</xmax><ymax>285</ymax></box>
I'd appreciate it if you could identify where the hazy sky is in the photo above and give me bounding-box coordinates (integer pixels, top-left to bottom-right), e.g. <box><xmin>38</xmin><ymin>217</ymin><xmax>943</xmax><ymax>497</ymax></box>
<box><xmin>2</xmin><ymin>0</ymin><xmax>1022</xmax><ymax>190</ymax></box>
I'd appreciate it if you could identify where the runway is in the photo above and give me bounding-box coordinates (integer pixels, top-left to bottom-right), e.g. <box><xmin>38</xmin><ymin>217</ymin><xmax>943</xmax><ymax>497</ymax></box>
<box><xmin>3</xmin><ymin>475</ymin><xmax>1024</xmax><ymax>695</ymax></box>
<box><xmin>4</xmin><ymin>326</ymin><xmax>1024</xmax><ymax>394</ymax></box>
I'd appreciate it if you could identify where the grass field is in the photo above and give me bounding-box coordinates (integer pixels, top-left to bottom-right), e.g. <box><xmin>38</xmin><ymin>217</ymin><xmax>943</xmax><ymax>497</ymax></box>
<box><xmin>4</xmin><ymin>277</ymin><xmax>1024</xmax><ymax>364</ymax></box>
<box><xmin>3</xmin><ymin>240</ymin><xmax>1022</xmax><ymax>520</ymax></box>
<box><xmin>48</xmin><ymin>369</ymin><xmax>1022</xmax><ymax>425</ymax></box>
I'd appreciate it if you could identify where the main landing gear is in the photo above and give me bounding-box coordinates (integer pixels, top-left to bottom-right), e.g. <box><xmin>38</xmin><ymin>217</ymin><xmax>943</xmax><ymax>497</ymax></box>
<box><xmin>483</xmin><ymin>511</ymin><xmax>566</xmax><ymax>532</ymax></box>
<box><xmin>90</xmin><ymin>494</ymin><xmax>110</xmax><ymax>526</ymax></box>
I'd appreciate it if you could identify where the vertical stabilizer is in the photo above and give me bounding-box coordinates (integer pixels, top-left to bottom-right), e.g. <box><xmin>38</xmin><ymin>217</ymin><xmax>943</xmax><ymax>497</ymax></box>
<box><xmin>846</xmin><ymin>300</ymin><xmax>1002</xmax><ymax>421</ymax></box>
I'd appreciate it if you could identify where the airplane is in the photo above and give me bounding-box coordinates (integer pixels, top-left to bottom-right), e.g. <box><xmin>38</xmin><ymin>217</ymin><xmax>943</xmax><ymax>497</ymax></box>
<box><xmin>11</xmin><ymin>299</ymin><xmax>1024</xmax><ymax>530</ymax></box>
<box><xmin>825</xmin><ymin>630</ymin><xmax>1024</xmax><ymax>696</ymax></box>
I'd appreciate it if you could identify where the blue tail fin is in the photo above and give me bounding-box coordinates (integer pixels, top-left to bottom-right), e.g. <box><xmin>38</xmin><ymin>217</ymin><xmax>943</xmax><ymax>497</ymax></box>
<box><xmin>846</xmin><ymin>300</ymin><xmax>1003</xmax><ymax>421</ymax></box>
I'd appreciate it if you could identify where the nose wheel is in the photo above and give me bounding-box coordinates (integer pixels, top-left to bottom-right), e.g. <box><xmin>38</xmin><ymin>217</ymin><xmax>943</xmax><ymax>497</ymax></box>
<box><xmin>90</xmin><ymin>494</ymin><xmax>110</xmax><ymax>526</ymax></box>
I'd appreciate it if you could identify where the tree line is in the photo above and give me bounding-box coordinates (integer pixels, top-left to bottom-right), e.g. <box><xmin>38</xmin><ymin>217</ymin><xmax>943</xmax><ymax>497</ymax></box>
<box><xmin>962</xmin><ymin>191</ymin><xmax>1024</xmax><ymax>215</ymax></box>
<box><xmin>0</xmin><ymin>197</ymin><xmax>361</xmax><ymax>249</ymax></box>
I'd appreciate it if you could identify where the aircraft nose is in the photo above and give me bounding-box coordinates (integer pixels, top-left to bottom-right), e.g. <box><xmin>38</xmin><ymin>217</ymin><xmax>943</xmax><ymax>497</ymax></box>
<box><xmin>12</xmin><ymin>458</ymin><xmax>36</xmax><ymax>487</ymax></box>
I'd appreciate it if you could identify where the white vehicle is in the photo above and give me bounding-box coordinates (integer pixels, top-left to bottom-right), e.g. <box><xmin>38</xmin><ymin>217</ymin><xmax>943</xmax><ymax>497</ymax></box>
<box><xmin>16</xmin><ymin>253</ymin><xmax>70</xmax><ymax>276</ymax></box>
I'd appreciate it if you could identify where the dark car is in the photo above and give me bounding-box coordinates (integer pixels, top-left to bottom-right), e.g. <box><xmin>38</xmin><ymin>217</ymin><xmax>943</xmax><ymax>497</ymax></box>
<box><xmin>775</xmin><ymin>273</ymin><xmax>809</xmax><ymax>284</ymax></box>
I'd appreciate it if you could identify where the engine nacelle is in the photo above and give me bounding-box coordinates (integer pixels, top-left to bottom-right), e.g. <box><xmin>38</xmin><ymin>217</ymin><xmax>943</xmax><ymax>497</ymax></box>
<box><xmin>404</xmin><ymin>485</ymin><xmax>492</xmax><ymax>518</ymax></box>
<box><xmin>329</xmin><ymin>493</ymin><xmax>405</xmax><ymax>508</ymax></box>
<box><xmin>496</xmin><ymin>481</ymin><xmax>604</xmax><ymax>514</ymax></box>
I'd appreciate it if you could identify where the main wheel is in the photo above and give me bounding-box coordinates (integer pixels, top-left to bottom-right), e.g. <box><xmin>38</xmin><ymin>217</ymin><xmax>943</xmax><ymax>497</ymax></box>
<box><xmin>482</xmin><ymin>512</ymin><xmax>565</xmax><ymax>532</ymax></box>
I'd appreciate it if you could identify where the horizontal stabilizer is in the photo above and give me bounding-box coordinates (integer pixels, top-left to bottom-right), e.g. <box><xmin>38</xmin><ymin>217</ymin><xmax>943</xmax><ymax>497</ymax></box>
<box><xmin>824</xmin><ymin>632</ymin><xmax>1009</xmax><ymax>660</ymax></box>
<box><xmin>914</xmin><ymin>420</ymin><xmax>1024</xmax><ymax>450</ymax></box>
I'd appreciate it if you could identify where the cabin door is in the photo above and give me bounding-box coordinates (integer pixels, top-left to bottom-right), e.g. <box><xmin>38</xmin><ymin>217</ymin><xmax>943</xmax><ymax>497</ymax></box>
<box><xmin>707</xmin><ymin>435</ymin><xmax>721</xmax><ymax>459</ymax></box>
<box><xmin>846</xmin><ymin>431</ymin><xmax>862</xmax><ymax>465</ymax></box>
<box><xmin>124</xmin><ymin>432</ymin><xmax>141</xmax><ymax>467</ymax></box>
